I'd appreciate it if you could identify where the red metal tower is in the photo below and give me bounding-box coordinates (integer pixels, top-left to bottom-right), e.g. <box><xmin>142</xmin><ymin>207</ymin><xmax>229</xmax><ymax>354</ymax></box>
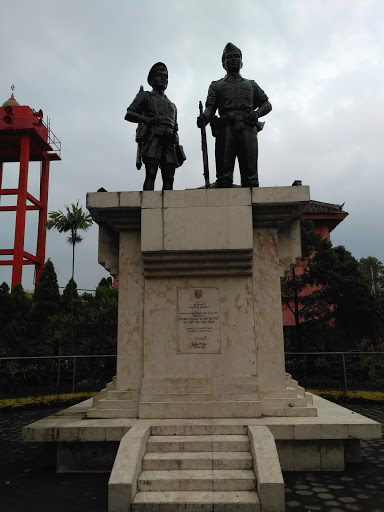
<box><xmin>0</xmin><ymin>93</ymin><xmax>61</xmax><ymax>290</ymax></box>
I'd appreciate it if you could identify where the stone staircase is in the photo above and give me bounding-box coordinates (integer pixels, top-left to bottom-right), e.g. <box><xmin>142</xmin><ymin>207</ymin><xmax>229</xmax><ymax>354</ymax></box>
<box><xmin>132</xmin><ymin>425</ymin><xmax>260</xmax><ymax>511</ymax></box>
<box><xmin>259</xmin><ymin>373</ymin><xmax>317</xmax><ymax>417</ymax></box>
<box><xmin>87</xmin><ymin>377</ymin><xmax>140</xmax><ymax>418</ymax></box>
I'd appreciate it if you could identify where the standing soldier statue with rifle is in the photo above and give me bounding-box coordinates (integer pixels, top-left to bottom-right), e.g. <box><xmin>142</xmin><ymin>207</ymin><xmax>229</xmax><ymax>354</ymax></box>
<box><xmin>197</xmin><ymin>43</ymin><xmax>272</xmax><ymax>188</ymax></box>
<box><xmin>125</xmin><ymin>62</ymin><xmax>185</xmax><ymax>190</ymax></box>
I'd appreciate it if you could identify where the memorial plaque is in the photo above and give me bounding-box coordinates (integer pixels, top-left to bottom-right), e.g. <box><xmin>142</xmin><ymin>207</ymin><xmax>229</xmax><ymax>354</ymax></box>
<box><xmin>177</xmin><ymin>287</ymin><xmax>221</xmax><ymax>353</ymax></box>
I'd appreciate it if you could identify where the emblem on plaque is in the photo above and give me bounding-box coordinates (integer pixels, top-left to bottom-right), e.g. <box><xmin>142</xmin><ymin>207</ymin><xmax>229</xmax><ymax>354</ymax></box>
<box><xmin>194</xmin><ymin>290</ymin><xmax>202</xmax><ymax>299</ymax></box>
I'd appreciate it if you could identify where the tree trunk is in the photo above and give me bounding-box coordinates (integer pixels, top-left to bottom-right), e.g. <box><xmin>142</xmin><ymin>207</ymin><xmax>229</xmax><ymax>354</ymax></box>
<box><xmin>294</xmin><ymin>288</ymin><xmax>303</xmax><ymax>352</ymax></box>
<box><xmin>72</xmin><ymin>243</ymin><xmax>75</xmax><ymax>280</ymax></box>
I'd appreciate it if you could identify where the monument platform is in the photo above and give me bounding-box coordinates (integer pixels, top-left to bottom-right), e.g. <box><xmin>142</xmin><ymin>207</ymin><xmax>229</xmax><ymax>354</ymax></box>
<box><xmin>23</xmin><ymin>394</ymin><xmax>380</xmax><ymax>511</ymax></box>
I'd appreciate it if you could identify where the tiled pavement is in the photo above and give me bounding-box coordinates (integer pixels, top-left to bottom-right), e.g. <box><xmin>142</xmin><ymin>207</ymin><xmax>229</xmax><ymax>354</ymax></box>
<box><xmin>0</xmin><ymin>403</ymin><xmax>383</xmax><ymax>512</ymax></box>
<box><xmin>283</xmin><ymin>404</ymin><xmax>384</xmax><ymax>512</ymax></box>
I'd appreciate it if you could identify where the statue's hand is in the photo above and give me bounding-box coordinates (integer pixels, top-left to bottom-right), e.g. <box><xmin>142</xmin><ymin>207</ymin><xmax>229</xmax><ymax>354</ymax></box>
<box><xmin>247</xmin><ymin>111</ymin><xmax>259</xmax><ymax>124</ymax></box>
<box><xmin>148</xmin><ymin>116</ymin><xmax>161</xmax><ymax>126</ymax></box>
<box><xmin>196</xmin><ymin>114</ymin><xmax>206</xmax><ymax>128</ymax></box>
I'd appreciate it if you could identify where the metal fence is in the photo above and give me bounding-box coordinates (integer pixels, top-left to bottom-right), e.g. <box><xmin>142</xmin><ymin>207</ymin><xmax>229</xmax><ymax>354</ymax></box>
<box><xmin>285</xmin><ymin>352</ymin><xmax>384</xmax><ymax>391</ymax></box>
<box><xmin>0</xmin><ymin>355</ymin><xmax>116</xmax><ymax>399</ymax></box>
<box><xmin>1</xmin><ymin>352</ymin><xmax>383</xmax><ymax>399</ymax></box>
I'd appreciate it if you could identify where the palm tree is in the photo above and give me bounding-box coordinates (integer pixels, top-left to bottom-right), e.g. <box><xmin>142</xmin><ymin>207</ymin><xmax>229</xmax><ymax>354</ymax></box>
<box><xmin>45</xmin><ymin>202</ymin><xmax>93</xmax><ymax>280</ymax></box>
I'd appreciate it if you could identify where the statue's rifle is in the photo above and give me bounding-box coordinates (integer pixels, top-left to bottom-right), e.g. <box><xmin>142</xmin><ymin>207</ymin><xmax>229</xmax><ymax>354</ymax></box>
<box><xmin>199</xmin><ymin>101</ymin><xmax>210</xmax><ymax>188</ymax></box>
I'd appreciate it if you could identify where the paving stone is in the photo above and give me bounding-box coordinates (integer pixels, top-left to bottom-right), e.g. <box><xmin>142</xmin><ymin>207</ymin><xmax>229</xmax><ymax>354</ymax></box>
<box><xmin>339</xmin><ymin>496</ymin><xmax>357</xmax><ymax>503</ymax></box>
<box><xmin>318</xmin><ymin>492</ymin><xmax>335</xmax><ymax>499</ymax></box>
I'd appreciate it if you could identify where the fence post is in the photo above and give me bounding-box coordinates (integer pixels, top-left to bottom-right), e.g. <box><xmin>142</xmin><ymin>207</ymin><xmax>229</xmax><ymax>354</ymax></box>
<box><xmin>341</xmin><ymin>353</ymin><xmax>348</xmax><ymax>391</ymax></box>
<box><xmin>57</xmin><ymin>346</ymin><xmax>62</xmax><ymax>388</ymax></box>
<box><xmin>72</xmin><ymin>356</ymin><xmax>76</xmax><ymax>393</ymax></box>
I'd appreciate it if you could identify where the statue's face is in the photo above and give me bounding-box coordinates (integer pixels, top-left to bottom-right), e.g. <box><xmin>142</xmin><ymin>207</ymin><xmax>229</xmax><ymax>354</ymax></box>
<box><xmin>152</xmin><ymin>67</ymin><xmax>168</xmax><ymax>92</ymax></box>
<box><xmin>223</xmin><ymin>50</ymin><xmax>242</xmax><ymax>73</ymax></box>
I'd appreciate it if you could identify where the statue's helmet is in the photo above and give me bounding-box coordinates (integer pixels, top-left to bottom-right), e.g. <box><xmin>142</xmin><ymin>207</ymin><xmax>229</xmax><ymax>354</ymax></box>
<box><xmin>147</xmin><ymin>62</ymin><xmax>168</xmax><ymax>86</ymax></box>
<box><xmin>222</xmin><ymin>42</ymin><xmax>242</xmax><ymax>68</ymax></box>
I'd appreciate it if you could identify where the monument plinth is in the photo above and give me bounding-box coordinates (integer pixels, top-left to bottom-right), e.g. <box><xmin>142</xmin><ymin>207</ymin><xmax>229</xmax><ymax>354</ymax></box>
<box><xmin>86</xmin><ymin>186</ymin><xmax>315</xmax><ymax>419</ymax></box>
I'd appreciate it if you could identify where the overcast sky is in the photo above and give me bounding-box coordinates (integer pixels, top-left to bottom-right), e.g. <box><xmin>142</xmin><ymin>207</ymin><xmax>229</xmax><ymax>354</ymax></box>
<box><xmin>1</xmin><ymin>0</ymin><xmax>383</xmax><ymax>292</ymax></box>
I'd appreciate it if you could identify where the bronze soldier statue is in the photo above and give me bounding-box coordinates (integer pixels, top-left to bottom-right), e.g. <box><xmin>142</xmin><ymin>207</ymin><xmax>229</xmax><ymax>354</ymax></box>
<box><xmin>125</xmin><ymin>62</ymin><xmax>184</xmax><ymax>190</ymax></box>
<box><xmin>197</xmin><ymin>43</ymin><xmax>272</xmax><ymax>188</ymax></box>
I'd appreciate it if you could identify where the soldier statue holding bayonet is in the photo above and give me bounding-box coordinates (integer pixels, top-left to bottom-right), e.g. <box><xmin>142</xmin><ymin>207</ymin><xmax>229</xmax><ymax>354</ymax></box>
<box><xmin>197</xmin><ymin>42</ymin><xmax>272</xmax><ymax>188</ymax></box>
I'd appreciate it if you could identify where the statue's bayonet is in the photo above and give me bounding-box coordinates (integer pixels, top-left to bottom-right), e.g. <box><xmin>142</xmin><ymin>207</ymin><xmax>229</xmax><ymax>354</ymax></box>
<box><xmin>199</xmin><ymin>101</ymin><xmax>210</xmax><ymax>188</ymax></box>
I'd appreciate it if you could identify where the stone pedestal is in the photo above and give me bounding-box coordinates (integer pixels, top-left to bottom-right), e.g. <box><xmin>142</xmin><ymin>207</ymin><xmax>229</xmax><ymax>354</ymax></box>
<box><xmin>86</xmin><ymin>186</ymin><xmax>315</xmax><ymax>419</ymax></box>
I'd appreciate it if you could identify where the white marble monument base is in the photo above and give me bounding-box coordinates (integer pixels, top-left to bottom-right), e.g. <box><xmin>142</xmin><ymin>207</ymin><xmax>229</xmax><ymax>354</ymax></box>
<box><xmin>86</xmin><ymin>187</ymin><xmax>316</xmax><ymax>420</ymax></box>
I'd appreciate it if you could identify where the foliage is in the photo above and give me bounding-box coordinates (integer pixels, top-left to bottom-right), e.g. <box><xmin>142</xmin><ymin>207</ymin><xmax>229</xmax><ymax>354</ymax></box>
<box><xmin>32</xmin><ymin>259</ymin><xmax>61</xmax><ymax>323</ymax></box>
<box><xmin>0</xmin><ymin>270</ymin><xmax>117</xmax><ymax>359</ymax></box>
<box><xmin>321</xmin><ymin>246</ymin><xmax>379</xmax><ymax>345</ymax></box>
<box><xmin>0</xmin><ymin>284</ymin><xmax>34</xmax><ymax>356</ymax></box>
<box><xmin>359</xmin><ymin>256</ymin><xmax>384</xmax><ymax>298</ymax></box>
<box><xmin>61</xmin><ymin>278</ymin><xmax>82</xmax><ymax>314</ymax></box>
<box><xmin>78</xmin><ymin>283</ymin><xmax>118</xmax><ymax>354</ymax></box>
<box><xmin>45</xmin><ymin>202</ymin><xmax>93</xmax><ymax>279</ymax></box>
<box><xmin>98</xmin><ymin>276</ymin><xmax>113</xmax><ymax>288</ymax></box>
<box><xmin>46</xmin><ymin>279</ymin><xmax>118</xmax><ymax>356</ymax></box>
<box><xmin>308</xmin><ymin>389</ymin><xmax>384</xmax><ymax>402</ymax></box>
<box><xmin>0</xmin><ymin>392</ymin><xmax>98</xmax><ymax>410</ymax></box>
<box><xmin>281</xmin><ymin>220</ymin><xmax>333</xmax><ymax>350</ymax></box>
<box><xmin>0</xmin><ymin>282</ymin><xmax>12</xmax><ymax>353</ymax></box>
<box><xmin>282</xmin><ymin>220</ymin><xmax>381</xmax><ymax>351</ymax></box>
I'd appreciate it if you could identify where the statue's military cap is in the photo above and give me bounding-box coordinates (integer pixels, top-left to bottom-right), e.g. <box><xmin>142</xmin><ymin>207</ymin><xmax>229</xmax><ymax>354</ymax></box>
<box><xmin>147</xmin><ymin>62</ymin><xmax>168</xmax><ymax>86</ymax></box>
<box><xmin>222</xmin><ymin>42</ymin><xmax>242</xmax><ymax>64</ymax></box>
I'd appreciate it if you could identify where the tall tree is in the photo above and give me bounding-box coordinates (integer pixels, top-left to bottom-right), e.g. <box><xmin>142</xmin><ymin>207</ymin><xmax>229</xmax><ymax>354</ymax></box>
<box><xmin>321</xmin><ymin>246</ymin><xmax>377</xmax><ymax>347</ymax></box>
<box><xmin>32</xmin><ymin>258</ymin><xmax>61</xmax><ymax>322</ymax></box>
<box><xmin>2</xmin><ymin>284</ymin><xmax>34</xmax><ymax>356</ymax></box>
<box><xmin>281</xmin><ymin>220</ymin><xmax>333</xmax><ymax>351</ymax></box>
<box><xmin>281</xmin><ymin>221</ymin><xmax>379</xmax><ymax>351</ymax></box>
<box><xmin>45</xmin><ymin>202</ymin><xmax>93</xmax><ymax>280</ymax></box>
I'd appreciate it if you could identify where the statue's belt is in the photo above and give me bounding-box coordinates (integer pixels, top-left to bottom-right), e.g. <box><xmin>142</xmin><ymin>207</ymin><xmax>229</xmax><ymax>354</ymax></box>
<box><xmin>151</xmin><ymin>124</ymin><xmax>175</xmax><ymax>138</ymax></box>
<box><xmin>212</xmin><ymin>114</ymin><xmax>264</xmax><ymax>133</ymax></box>
<box><xmin>216</xmin><ymin>113</ymin><xmax>256</xmax><ymax>125</ymax></box>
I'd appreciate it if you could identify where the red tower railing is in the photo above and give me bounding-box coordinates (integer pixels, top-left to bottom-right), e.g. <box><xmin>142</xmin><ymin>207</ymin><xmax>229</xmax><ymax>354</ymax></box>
<box><xmin>0</xmin><ymin>95</ymin><xmax>61</xmax><ymax>289</ymax></box>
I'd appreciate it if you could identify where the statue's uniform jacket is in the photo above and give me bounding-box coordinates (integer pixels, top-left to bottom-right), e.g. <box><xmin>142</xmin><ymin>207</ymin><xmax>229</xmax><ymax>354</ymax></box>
<box><xmin>128</xmin><ymin>89</ymin><xmax>178</xmax><ymax>165</ymax></box>
<box><xmin>205</xmin><ymin>74</ymin><xmax>269</xmax><ymax>187</ymax></box>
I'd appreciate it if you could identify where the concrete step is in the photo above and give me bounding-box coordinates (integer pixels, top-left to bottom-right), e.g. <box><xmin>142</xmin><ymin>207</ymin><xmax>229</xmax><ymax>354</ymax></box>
<box><xmin>140</xmin><ymin>378</ymin><xmax>259</xmax><ymax>395</ymax></box>
<box><xmin>86</xmin><ymin>408</ymin><xmax>138</xmax><ymax>418</ymax></box>
<box><xmin>146</xmin><ymin>435</ymin><xmax>250</xmax><ymax>453</ymax></box>
<box><xmin>305</xmin><ymin>392</ymin><xmax>314</xmax><ymax>405</ymax></box>
<box><xmin>106</xmin><ymin>377</ymin><xmax>116</xmax><ymax>391</ymax></box>
<box><xmin>139</xmin><ymin>400</ymin><xmax>261</xmax><ymax>419</ymax></box>
<box><xmin>95</xmin><ymin>398</ymin><xmax>138</xmax><ymax>409</ymax></box>
<box><xmin>261</xmin><ymin>405</ymin><xmax>318</xmax><ymax>417</ymax></box>
<box><xmin>260</xmin><ymin>396</ymin><xmax>308</xmax><ymax>407</ymax></box>
<box><xmin>132</xmin><ymin>490</ymin><xmax>260</xmax><ymax>512</ymax></box>
<box><xmin>106</xmin><ymin>390</ymin><xmax>140</xmax><ymax>400</ymax></box>
<box><xmin>151</xmin><ymin>424</ymin><xmax>247</xmax><ymax>436</ymax></box>
<box><xmin>140</xmin><ymin>392</ymin><xmax>259</xmax><ymax>402</ymax></box>
<box><xmin>260</xmin><ymin>387</ymin><xmax>298</xmax><ymax>398</ymax></box>
<box><xmin>137</xmin><ymin>469</ymin><xmax>256</xmax><ymax>492</ymax></box>
<box><xmin>143</xmin><ymin>451</ymin><xmax>253</xmax><ymax>470</ymax></box>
